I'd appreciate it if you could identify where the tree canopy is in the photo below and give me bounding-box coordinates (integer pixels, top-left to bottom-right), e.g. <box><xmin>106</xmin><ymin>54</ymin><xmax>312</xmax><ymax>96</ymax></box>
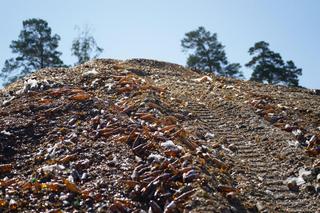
<box><xmin>71</xmin><ymin>26</ymin><xmax>103</xmax><ymax>65</ymax></box>
<box><xmin>246</xmin><ymin>41</ymin><xmax>302</xmax><ymax>87</ymax></box>
<box><xmin>181</xmin><ymin>26</ymin><xmax>243</xmax><ymax>78</ymax></box>
<box><xmin>1</xmin><ymin>18</ymin><xmax>64</xmax><ymax>85</ymax></box>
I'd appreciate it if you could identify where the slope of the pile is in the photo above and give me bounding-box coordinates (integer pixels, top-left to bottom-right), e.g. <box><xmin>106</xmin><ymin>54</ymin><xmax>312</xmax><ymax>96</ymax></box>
<box><xmin>153</xmin><ymin>63</ymin><xmax>320</xmax><ymax>212</ymax></box>
<box><xmin>0</xmin><ymin>58</ymin><xmax>319</xmax><ymax>212</ymax></box>
<box><xmin>0</xmin><ymin>59</ymin><xmax>252</xmax><ymax>212</ymax></box>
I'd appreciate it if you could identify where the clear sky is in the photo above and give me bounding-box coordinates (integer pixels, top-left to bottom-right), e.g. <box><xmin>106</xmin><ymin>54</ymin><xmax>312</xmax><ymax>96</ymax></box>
<box><xmin>1</xmin><ymin>0</ymin><xmax>319</xmax><ymax>88</ymax></box>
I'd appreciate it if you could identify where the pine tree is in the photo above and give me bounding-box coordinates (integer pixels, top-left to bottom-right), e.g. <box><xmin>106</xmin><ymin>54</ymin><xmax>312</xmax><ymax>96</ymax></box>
<box><xmin>181</xmin><ymin>27</ymin><xmax>243</xmax><ymax>78</ymax></box>
<box><xmin>1</xmin><ymin>18</ymin><xmax>64</xmax><ymax>86</ymax></box>
<box><xmin>181</xmin><ymin>26</ymin><xmax>227</xmax><ymax>74</ymax></box>
<box><xmin>246</xmin><ymin>41</ymin><xmax>302</xmax><ymax>87</ymax></box>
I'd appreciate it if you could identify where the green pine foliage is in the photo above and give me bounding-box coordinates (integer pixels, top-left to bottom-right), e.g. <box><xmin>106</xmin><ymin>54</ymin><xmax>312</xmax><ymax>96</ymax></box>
<box><xmin>181</xmin><ymin>26</ymin><xmax>243</xmax><ymax>78</ymax></box>
<box><xmin>1</xmin><ymin>18</ymin><xmax>65</xmax><ymax>86</ymax></box>
<box><xmin>246</xmin><ymin>41</ymin><xmax>302</xmax><ymax>87</ymax></box>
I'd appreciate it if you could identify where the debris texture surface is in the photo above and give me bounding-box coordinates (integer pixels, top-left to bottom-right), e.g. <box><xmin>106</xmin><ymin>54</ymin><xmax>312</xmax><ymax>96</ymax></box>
<box><xmin>0</xmin><ymin>59</ymin><xmax>319</xmax><ymax>212</ymax></box>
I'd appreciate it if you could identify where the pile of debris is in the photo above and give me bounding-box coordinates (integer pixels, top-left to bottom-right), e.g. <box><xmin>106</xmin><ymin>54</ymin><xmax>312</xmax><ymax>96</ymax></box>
<box><xmin>0</xmin><ymin>59</ymin><xmax>319</xmax><ymax>212</ymax></box>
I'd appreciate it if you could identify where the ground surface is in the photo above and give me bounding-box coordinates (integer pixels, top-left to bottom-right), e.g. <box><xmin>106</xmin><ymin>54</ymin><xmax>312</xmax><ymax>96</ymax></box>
<box><xmin>0</xmin><ymin>59</ymin><xmax>319</xmax><ymax>212</ymax></box>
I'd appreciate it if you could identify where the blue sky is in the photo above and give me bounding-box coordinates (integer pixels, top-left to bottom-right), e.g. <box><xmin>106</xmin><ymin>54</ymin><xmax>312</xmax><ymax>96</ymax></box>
<box><xmin>1</xmin><ymin>0</ymin><xmax>319</xmax><ymax>88</ymax></box>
